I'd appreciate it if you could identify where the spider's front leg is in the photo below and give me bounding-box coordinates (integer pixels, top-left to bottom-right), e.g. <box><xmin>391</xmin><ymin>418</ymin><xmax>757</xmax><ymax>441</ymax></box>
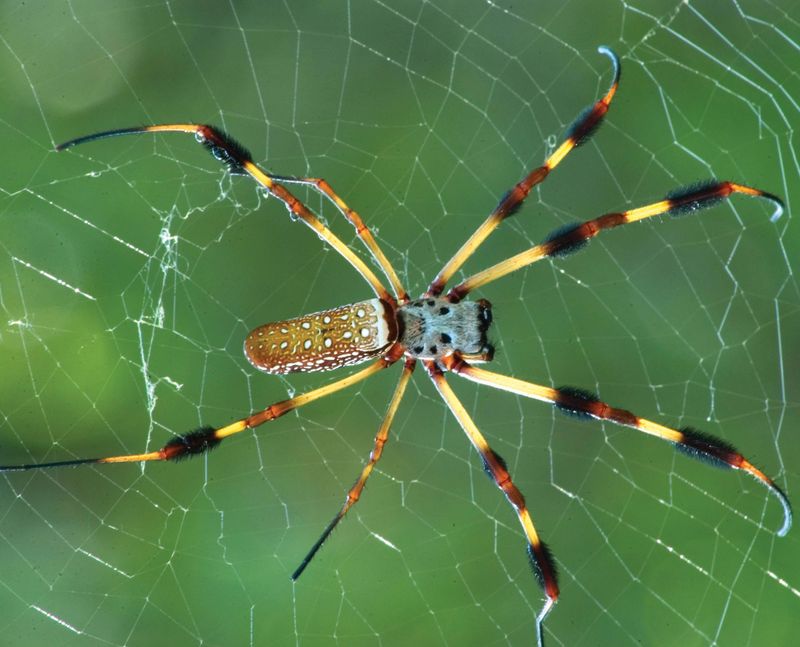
<box><xmin>442</xmin><ymin>354</ymin><xmax>792</xmax><ymax>537</ymax></box>
<box><xmin>428</xmin><ymin>46</ymin><xmax>621</xmax><ymax>297</ymax></box>
<box><xmin>448</xmin><ymin>180</ymin><xmax>785</xmax><ymax>301</ymax></box>
<box><xmin>426</xmin><ymin>360</ymin><xmax>558</xmax><ymax>647</ymax></box>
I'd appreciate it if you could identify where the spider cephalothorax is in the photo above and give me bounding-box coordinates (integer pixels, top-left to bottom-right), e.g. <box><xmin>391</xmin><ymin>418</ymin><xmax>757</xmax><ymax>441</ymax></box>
<box><xmin>398</xmin><ymin>297</ymin><xmax>493</xmax><ymax>361</ymax></box>
<box><xmin>3</xmin><ymin>46</ymin><xmax>790</xmax><ymax>647</ymax></box>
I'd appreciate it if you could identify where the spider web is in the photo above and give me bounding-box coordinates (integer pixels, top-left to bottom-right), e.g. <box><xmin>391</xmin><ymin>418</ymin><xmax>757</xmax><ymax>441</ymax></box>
<box><xmin>0</xmin><ymin>1</ymin><xmax>798</xmax><ymax>645</ymax></box>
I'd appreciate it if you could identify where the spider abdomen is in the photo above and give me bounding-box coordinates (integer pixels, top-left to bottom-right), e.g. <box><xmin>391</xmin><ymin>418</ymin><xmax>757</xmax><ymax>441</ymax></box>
<box><xmin>244</xmin><ymin>299</ymin><xmax>397</xmax><ymax>374</ymax></box>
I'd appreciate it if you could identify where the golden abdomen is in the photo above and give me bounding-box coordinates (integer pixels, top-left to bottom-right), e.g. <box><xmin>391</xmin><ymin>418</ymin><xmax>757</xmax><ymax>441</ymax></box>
<box><xmin>244</xmin><ymin>299</ymin><xmax>397</xmax><ymax>374</ymax></box>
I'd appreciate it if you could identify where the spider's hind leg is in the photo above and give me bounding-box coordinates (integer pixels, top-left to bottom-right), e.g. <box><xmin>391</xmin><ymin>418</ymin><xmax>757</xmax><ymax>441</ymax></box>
<box><xmin>292</xmin><ymin>359</ymin><xmax>415</xmax><ymax>580</ymax></box>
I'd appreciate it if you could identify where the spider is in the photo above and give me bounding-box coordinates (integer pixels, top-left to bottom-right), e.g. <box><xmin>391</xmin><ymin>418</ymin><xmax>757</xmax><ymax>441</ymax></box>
<box><xmin>2</xmin><ymin>47</ymin><xmax>790</xmax><ymax>645</ymax></box>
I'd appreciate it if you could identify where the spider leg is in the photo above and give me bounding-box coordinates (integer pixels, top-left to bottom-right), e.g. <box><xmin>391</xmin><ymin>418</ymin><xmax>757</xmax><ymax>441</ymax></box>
<box><xmin>56</xmin><ymin>124</ymin><xmax>395</xmax><ymax>303</ymax></box>
<box><xmin>441</xmin><ymin>354</ymin><xmax>792</xmax><ymax>537</ymax></box>
<box><xmin>425</xmin><ymin>360</ymin><xmax>558</xmax><ymax>647</ymax></box>
<box><xmin>0</xmin><ymin>352</ymin><xmax>401</xmax><ymax>471</ymax></box>
<box><xmin>427</xmin><ymin>46</ymin><xmax>620</xmax><ymax>297</ymax></box>
<box><xmin>267</xmin><ymin>174</ymin><xmax>409</xmax><ymax>303</ymax></box>
<box><xmin>292</xmin><ymin>358</ymin><xmax>415</xmax><ymax>580</ymax></box>
<box><xmin>448</xmin><ymin>179</ymin><xmax>785</xmax><ymax>300</ymax></box>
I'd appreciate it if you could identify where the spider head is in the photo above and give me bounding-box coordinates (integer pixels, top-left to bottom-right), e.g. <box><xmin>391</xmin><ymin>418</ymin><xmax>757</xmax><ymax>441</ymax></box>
<box><xmin>398</xmin><ymin>297</ymin><xmax>493</xmax><ymax>362</ymax></box>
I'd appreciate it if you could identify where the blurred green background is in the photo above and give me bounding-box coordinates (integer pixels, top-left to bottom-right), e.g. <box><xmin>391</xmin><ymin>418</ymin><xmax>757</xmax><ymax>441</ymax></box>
<box><xmin>0</xmin><ymin>1</ymin><xmax>798</xmax><ymax>646</ymax></box>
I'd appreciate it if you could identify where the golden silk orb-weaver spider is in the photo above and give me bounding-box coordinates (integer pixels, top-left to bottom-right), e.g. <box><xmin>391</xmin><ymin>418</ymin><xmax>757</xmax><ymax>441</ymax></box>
<box><xmin>2</xmin><ymin>47</ymin><xmax>791</xmax><ymax>645</ymax></box>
